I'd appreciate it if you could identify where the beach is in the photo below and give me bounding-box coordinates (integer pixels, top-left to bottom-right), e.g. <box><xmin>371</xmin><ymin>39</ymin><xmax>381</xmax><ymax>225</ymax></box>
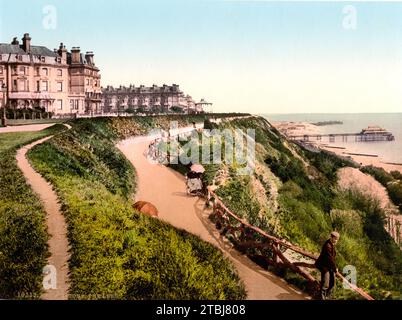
<box><xmin>271</xmin><ymin>120</ymin><xmax>402</xmax><ymax>175</ymax></box>
<box><xmin>321</xmin><ymin>146</ymin><xmax>402</xmax><ymax>174</ymax></box>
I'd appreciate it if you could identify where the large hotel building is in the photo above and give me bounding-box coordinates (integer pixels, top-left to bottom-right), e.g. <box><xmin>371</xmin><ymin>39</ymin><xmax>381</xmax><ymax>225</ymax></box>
<box><xmin>0</xmin><ymin>33</ymin><xmax>101</xmax><ymax>116</ymax></box>
<box><xmin>0</xmin><ymin>33</ymin><xmax>210</xmax><ymax>117</ymax></box>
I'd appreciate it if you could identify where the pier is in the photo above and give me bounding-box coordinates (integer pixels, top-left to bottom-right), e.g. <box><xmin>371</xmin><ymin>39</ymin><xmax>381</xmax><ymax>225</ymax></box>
<box><xmin>289</xmin><ymin>126</ymin><xmax>395</xmax><ymax>143</ymax></box>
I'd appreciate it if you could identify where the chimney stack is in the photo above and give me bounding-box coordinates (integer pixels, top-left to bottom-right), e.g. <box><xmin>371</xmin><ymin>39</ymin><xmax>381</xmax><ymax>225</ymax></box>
<box><xmin>85</xmin><ymin>51</ymin><xmax>94</xmax><ymax>65</ymax></box>
<box><xmin>11</xmin><ymin>37</ymin><xmax>19</xmax><ymax>45</ymax></box>
<box><xmin>71</xmin><ymin>47</ymin><xmax>81</xmax><ymax>64</ymax></box>
<box><xmin>58</xmin><ymin>42</ymin><xmax>67</xmax><ymax>61</ymax></box>
<box><xmin>22</xmin><ymin>33</ymin><xmax>31</xmax><ymax>53</ymax></box>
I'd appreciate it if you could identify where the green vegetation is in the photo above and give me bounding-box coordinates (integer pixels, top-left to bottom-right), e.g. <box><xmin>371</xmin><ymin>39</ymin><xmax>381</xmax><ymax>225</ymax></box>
<box><xmin>0</xmin><ymin>124</ymin><xmax>66</xmax><ymax>299</ymax></box>
<box><xmin>189</xmin><ymin>116</ymin><xmax>401</xmax><ymax>299</ymax></box>
<box><xmin>361</xmin><ymin>165</ymin><xmax>394</xmax><ymax>186</ymax></box>
<box><xmin>361</xmin><ymin>165</ymin><xmax>402</xmax><ymax>212</ymax></box>
<box><xmin>27</xmin><ymin>116</ymin><xmax>245</xmax><ymax>299</ymax></box>
<box><xmin>5</xmin><ymin>107</ymin><xmax>53</xmax><ymax>120</ymax></box>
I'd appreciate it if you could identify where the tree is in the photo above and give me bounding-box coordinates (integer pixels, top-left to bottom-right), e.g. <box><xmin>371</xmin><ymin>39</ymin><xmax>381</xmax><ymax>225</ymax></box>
<box><xmin>170</xmin><ymin>106</ymin><xmax>184</xmax><ymax>114</ymax></box>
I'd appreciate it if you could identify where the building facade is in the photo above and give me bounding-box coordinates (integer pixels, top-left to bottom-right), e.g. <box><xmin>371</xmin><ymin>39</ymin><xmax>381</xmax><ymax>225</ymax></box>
<box><xmin>0</xmin><ymin>33</ymin><xmax>101</xmax><ymax>116</ymax></box>
<box><xmin>195</xmin><ymin>98</ymin><xmax>213</xmax><ymax>113</ymax></box>
<box><xmin>101</xmin><ymin>84</ymin><xmax>199</xmax><ymax>114</ymax></box>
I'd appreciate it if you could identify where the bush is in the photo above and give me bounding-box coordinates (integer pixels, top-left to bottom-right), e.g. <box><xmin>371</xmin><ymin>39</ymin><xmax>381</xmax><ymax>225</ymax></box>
<box><xmin>387</xmin><ymin>182</ymin><xmax>402</xmax><ymax>211</ymax></box>
<box><xmin>390</xmin><ymin>171</ymin><xmax>402</xmax><ymax>181</ymax></box>
<box><xmin>361</xmin><ymin>165</ymin><xmax>394</xmax><ymax>186</ymax></box>
<box><xmin>361</xmin><ymin>165</ymin><xmax>402</xmax><ymax>212</ymax></box>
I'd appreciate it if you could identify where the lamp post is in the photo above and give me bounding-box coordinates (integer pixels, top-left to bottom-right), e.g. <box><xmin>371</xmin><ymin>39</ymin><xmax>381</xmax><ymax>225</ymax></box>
<box><xmin>1</xmin><ymin>84</ymin><xmax>7</xmax><ymax>127</ymax></box>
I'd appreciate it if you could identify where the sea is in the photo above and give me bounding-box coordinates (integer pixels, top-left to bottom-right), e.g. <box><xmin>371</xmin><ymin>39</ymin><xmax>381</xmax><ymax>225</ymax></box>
<box><xmin>263</xmin><ymin>113</ymin><xmax>402</xmax><ymax>164</ymax></box>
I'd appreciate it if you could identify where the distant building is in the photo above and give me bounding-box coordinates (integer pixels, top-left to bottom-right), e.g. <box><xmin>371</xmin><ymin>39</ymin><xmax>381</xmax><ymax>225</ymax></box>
<box><xmin>101</xmin><ymin>84</ymin><xmax>200</xmax><ymax>114</ymax></box>
<box><xmin>195</xmin><ymin>99</ymin><xmax>213</xmax><ymax>113</ymax></box>
<box><xmin>0</xmin><ymin>33</ymin><xmax>101</xmax><ymax>116</ymax></box>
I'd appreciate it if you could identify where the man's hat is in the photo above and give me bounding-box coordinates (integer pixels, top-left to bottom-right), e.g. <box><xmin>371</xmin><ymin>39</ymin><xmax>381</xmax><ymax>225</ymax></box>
<box><xmin>331</xmin><ymin>231</ymin><xmax>340</xmax><ymax>239</ymax></box>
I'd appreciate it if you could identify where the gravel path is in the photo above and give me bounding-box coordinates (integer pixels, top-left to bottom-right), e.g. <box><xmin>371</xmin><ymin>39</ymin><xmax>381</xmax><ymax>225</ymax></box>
<box><xmin>118</xmin><ymin>137</ymin><xmax>308</xmax><ymax>300</ymax></box>
<box><xmin>0</xmin><ymin>124</ymin><xmax>56</xmax><ymax>133</ymax></box>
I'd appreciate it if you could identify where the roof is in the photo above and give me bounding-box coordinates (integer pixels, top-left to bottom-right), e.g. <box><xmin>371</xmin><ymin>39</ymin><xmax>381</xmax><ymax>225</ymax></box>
<box><xmin>196</xmin><ymin>99</ymin><xmax>212</xmax><ymax>105</ymax></box>
<box><xmin>31</xmin><ymin>46</ymin><xmax>58</xmax><ymax>57</ymax></box>
<box><xmin>0</xmin><ymin>44</ymin><xmax>25</xmax><ymax>54</ymax></box>
<box><xmin>102</xmin><ymin>85</ymin><xmax>182</xmax><ymax>94</ymax></box>
<box><xmin>0</xmin><ymin>43</ymin><xmax>58</xmax><ymax>57</ymax></box>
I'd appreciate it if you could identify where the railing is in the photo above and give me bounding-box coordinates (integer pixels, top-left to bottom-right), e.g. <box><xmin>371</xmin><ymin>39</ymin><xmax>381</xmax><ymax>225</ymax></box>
<box><xmin>206</xmin><ymin>187</ymin><xmax>375</xmax><ymax>300</ymax></box>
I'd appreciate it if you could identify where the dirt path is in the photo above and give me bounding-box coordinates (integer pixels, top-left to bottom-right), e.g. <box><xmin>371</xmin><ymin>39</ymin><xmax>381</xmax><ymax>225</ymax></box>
<box><xmin>16</xmin><ymin>127</ymin><xmax>71</xmax><ymax>300</ymax></box>
<box><xmin>0</xmin><ymin>123</ymin><xmax>57</xmax><ymax>133</ymax></box>
<box><xmin>118</xmin><ymin>137</ymin><xmax>308</xmax><ymax>300</ymax></box>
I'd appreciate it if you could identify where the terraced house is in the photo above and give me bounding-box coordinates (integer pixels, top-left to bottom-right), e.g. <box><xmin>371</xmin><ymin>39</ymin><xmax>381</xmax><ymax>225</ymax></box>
<box><xmin>101</xmin><ymin>84</ymin><xmax>200</xmax><ymax>114</ymax></box>
<box><xmin>0</xmin><ymin>33</ymin><xmax>101</xmax><ymax>116</ymax></box>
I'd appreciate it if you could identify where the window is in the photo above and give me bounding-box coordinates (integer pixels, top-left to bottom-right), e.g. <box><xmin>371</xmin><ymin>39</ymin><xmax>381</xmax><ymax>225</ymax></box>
<box><xmin>36</xmin><ymin>81</ymin><xmax>40</xmax><ymax>92</ymax></box>
<box><xmin>41</xmin><ymin>81</ymin><xmax>48</xmax><ymax>92</ymax></box>
<box><xmin>57</xmin><ymin>82</ymin><xmax>63</xmax><ymax>92</ymax></box>
<box><xmin>0</xmin><ymin>80</ymin><xmax>3</xmax><ymax>88</ymax></box>
<box><xmin>41</xmin><ymin>56</ymin><xmax>45</xmax><ymax>63</ymax></box>
<box><xmin>36</xmin><ymin>67</ymin><xmax>40</xmax><ymax>76</ymax></box>
<box><xmin>19</xmin><ymin>80</ymin><xmax>26</xmax><ymax>91</ymax></box>
<box><xmin>86</xmin><ymin>79</ymin><xmax>90</xmax><ymax>85</ymax></box>
<box><xmin>0</xmin><ymin>66</ymin><xmax>3</xmax><ymax>74</ymax></box>
<box><xmin>57</xmin><ymin>69</ymin><xmax>62</xmax><ymax>77</ymax></box>
<box><xmin>13</xmin><ymin>80</ymin><xmax>17</xmax><ymax>91</ymax></box>
<box><xmin>56</xmin><ymin>99</ymin><xmax>63</xmax><ymax>110</ymax></box>
<box><xmin>42</xmin><ymin>68</ymin><xmax>48</xmax><ymax>76</ymax></box>
<box><xmin>70</xmin><ymin>100</ymin><xmax>79</xmax><ymax>110</ymax></box>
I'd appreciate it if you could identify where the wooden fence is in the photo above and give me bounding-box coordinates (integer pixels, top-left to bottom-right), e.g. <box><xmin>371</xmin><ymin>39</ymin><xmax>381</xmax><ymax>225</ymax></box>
<box><xmin>206</xmin><ymin>187</ymin><xmax>375</xmax><ymax>300</ymax></box>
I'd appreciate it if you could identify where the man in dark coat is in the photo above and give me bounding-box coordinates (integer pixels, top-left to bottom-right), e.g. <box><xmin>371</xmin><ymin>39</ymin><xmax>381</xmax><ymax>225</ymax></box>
<box><xmin>315</xmin><ymin>231</ymin><xmax>340</xmax><ymax>300</ymax></box>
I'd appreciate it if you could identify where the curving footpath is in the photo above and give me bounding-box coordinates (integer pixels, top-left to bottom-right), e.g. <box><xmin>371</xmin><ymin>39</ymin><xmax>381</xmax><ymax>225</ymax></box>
<box><xmin>118</xmin><ymin>137</ymin><xmax>309</xmax><ymax>300</ymax></box>
<box><xmin>15</xmin><ymin>124</ymin><xmax>71</xmax><ymax>300</ymax></box>
<box><xmin>0</xmin><ymin>123</ymin><xmax>57</xmax><ymax>133</ymax></box>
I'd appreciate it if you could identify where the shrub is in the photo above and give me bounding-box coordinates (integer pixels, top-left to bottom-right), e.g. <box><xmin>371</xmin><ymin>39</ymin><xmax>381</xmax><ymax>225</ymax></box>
<box><xmin>361</xmin><ymin>165</ymin><xmax>394</xmax><ymax>186</ymax></box>
<box><xmin>390</xmin><ymin>171</ymin><xmax>402</xmax><ymax>181</ymax></box>
<box><xmin>387</xmin><ymin>181</ymin><xmax>402</xmax><ymax>211</ymax></box>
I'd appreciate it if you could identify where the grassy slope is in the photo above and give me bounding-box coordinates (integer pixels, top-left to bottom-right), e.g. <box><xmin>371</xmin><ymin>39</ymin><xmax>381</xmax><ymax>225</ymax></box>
<box><xmin>204</xmin><ymin>117</ymin><xmax>401</xmax><ymax>300</ymax></box>
<box><xmin>27</xmin><ymin>117</ymin><xmax>246</xmax><ymax>299</ymax></box>
<box><xmin>0</xmin><ymin>124</ymin><xmax>67</xmax><ymax>299</ymax></box>
<box><xmin>361</xmin><ymin>165</ymin><xmax>402</xmax><ymax>213</ymax></box>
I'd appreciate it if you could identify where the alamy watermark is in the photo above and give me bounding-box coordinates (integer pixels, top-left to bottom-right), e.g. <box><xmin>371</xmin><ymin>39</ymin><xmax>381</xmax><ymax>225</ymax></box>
<box><xmin>342</xmin><ymin>265</ymin><xmax>357</xmax><ymax>289</ymax></box>
<box><xmin>43</xmin><ymin>264</ymin><xmax>57</xmax><ymax>290</ymax></box>
<box><xmin>42</xmin><ymin>5</ymin><xmax>57</xmax><ymax>30</ymax></box>
<box><xmin>342</xmin><ymin>5</ymin><xmax>357</xmax><ymax>30</ymax></box>
<box><xmin>146</xmin><ymin>122</ymin><xmax>255</xmax><ymax>176</ymax></box>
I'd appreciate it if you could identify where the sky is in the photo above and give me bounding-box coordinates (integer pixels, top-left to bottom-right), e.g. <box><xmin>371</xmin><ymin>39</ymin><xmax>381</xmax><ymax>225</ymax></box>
<box><xmin>1</xmin><ymin>0</ymin><xmax>402</xmax><ymax>114</ymax></box>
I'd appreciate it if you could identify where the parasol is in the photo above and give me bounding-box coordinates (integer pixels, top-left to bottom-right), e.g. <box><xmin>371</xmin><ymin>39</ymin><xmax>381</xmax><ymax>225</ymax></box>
<box><xmin>190</xmin><ymin>164</ymin><xmax>205</xmax><ymax>173</ymax></box>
